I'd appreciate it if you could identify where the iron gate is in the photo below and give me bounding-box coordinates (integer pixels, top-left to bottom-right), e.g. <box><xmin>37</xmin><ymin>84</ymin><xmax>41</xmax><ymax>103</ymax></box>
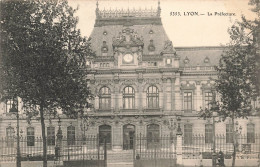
<box><xmin>133</xmin><ymin>133</ymin><xmax>176</xmax><ymax>167</ymax></box>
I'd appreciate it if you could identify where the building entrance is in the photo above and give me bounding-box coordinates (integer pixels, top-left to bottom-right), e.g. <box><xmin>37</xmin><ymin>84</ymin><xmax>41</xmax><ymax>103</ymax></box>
<box><xmin>123</xmin><ymin>124</ymin><xmax>135</xmax><ymax>150</ymax></box>
<box><xmin>147</xmin><ymin>124</ymin><xmax>160</xmax><ymax>149</ymax></box>
<box><xmin>99</xmin><ymin>125</ymin><xmax>111</xmax><ymax>150</ymax></box>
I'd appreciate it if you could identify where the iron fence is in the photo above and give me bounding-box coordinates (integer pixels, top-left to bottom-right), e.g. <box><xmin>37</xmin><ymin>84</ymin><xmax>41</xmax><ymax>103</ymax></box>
<box><xmin>182</xmin><ymin>134</ymin><xmax>260</xmax><ymax>159</ymax></box>
<box><xmin>0</xmin><ymin>135</ymin><xmax>105</xmax><ymax>163</ymax></box>
<box><xmin>134</xmin><ymin>134</ymin><xmax>176</xmax><ymax>167</ymax></box>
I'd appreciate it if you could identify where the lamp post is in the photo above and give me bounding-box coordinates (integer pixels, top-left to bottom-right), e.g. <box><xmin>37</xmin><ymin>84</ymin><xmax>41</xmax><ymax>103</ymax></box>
<box><xmin>9</xmin><ymin>103</ymin><xmax>21</xmax><ymax>167</ymax></box>
<box><xmin>235</xmin><ymin>121</ymin><xmax>242</xmax><ymax>152</ymax></box>
<box><xmin>212</xmin><ymin>111</ymin><xmax>217</xmax><ymax>167</ymax></box>
<box><xmin>55</xmin><ymin>117</ymin><xmax>63</xmax><ymax>161</ymax></box>
<box><xmin>168</xmin><ymin>118</ymin><xmax>177</xmax><ymax>143</ymax></box>
<box><xmin>80</xmin><ymin>117</ymin><xmax>89</xmax><ymax>144</ymax></box>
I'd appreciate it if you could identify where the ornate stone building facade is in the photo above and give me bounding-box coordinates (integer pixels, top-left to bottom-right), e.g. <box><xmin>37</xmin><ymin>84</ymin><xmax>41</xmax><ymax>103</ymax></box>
<box><xmin>0</xmin><ymin>1</ymin><xmax>259</xmax><ymax>153</ymax></box>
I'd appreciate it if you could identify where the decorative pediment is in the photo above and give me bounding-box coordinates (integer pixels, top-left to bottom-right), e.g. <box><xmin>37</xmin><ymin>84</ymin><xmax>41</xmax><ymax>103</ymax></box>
<box><xmin>181</xmin><ymin>82</ymin><xmax>196</xmax><ymax>90</ymax></box>
<box><xmin>201</xmin><ymin>81</ymin><xmax>215</xmax><ymax>90</ymax></box>
<box><xmin>161</xmin><ymin>40</ymin><xmax>176</xmax><ymax>54</ymax></box>
<box><xmin>112</xmin><ymin>28</ymin><xmax>144</xmax><ymax>48</ymax></box>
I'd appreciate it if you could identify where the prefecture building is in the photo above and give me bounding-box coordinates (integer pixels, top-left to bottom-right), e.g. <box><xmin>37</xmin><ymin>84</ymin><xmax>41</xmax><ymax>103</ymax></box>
<box><xmin>0</xmin><ymin>1</ymin><xmax>259</xmax><ymax>163</ymax></box>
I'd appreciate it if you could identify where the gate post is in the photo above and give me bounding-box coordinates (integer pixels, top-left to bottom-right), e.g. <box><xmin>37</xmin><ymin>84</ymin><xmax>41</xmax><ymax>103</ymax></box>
<box><xmin>176</xmin><ymin>125</ymin><xmax>183</xmax><ymax>167</ymax></box>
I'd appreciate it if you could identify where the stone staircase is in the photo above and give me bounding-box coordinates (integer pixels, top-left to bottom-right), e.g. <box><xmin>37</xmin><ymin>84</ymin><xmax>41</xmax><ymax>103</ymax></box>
<box><xmin>107</xmin><ymin>150</ymin><xmax>134</xmax><ymax>167</ymax></box>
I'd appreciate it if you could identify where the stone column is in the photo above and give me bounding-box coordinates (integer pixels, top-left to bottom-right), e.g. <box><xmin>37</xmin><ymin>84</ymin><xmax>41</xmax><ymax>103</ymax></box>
<box><xmin>176</xmin><ymin>125</ymin><xmax>183</xmax><ymax>166</ymax></box>
<box><xmin>174</xmin><ymin>75</ymin><xmax>182</xmax><ymax>111</ymax></box>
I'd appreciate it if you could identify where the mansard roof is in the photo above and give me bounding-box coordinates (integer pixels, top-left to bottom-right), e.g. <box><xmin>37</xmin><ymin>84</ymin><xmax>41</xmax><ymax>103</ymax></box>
<box><xmin>89</xmin><ymin>21</ymin><xmax>170</xmax><ymax>57</ymax></box>
<box><xmin>176</xmin><ymin>46</ymin><xmax>224</xmax><ymax>67</ymax></box>
<box><xmin>89</xmin><ymin>1</ymin><xmax>171</xmax><ymax>57</ymax></box>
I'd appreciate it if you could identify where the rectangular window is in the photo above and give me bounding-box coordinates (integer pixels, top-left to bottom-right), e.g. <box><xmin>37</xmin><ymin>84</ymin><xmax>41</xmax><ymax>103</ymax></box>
<box><xmin>6</xmin><ymin>127</ymin><xmax>15</xmax><ymax>147</ymax></box>
<box><xmin>205</xmin><ymin>124</ymin><xmax>213</xmax><ymax>144</ymax></box>
<box><xmin>247</xmin><ymin>124</ymin><xmax>255</xmax><ymax>143</ymax></box>
<box><xmin>6</xmin><ymin>98</ymin><xmax>18</xmax><ymax>113</ymax></box>
<box><xmin>47</xmin><ymin>127</ymin><xmax>55</xmax><ymax>146</ymax></box>
<box><xmin>184</xmin><ymin>92</ymin><xmax>192</xmax><ymax>112</ymax></box>
<box><xmin>205</xmin><ymin>92</ymin><xmax>213</xmax><ymax>109</ymax></box>
<box><xmin>184</xmin><ymin>124</ymin><xmax>193</xmax><ymax>145</ymax></box>
<box><xmin>27</xmin><ymin>127</ymin><xmax>35</xmax><ymax>146</ymax></box>
<box><xmin>67</xmin><ymin>126</ymin><xmax>75</xmax><ymax>145</ymax></box>
<box><xmin>226</xmin><ymin>124</ymin><xmax>233</xmax><ymax>143</ymax></box>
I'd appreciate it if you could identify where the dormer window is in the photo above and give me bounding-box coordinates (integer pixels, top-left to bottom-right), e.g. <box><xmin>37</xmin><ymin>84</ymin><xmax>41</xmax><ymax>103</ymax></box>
<box><xmin>204</xmin><ymin>57</ymin><xmax>210</xmax><ymax>63</ymax></box>
<box><xmin>184</xmin><ymin>57</ymin><xmax>190</xmax><ymax>64</ymax></box>
<box><xmin>103</xmin><ymin>31</ymin><xmax>108</xmax><ymax>35</ymax></box>
<box><xmin>148</xmin><ymin>40</ymin><xmax>155</xmax><ymax>53</ymax></box>
<box><xmin>149</xmin><ymin>30</ymin><xmax>154</xmax><ymax>34</ymax></box>
<box><xmin>101</xmin><ymin>41</ymin><xmax>108</xmax><ymax>55</ymax></box>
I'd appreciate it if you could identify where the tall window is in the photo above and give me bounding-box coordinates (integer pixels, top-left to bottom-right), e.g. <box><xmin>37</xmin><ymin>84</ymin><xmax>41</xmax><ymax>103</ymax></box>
<box><xmin>184</xmin><ymin>124</ymin><xmax>193</xmax><ymax>145</ymax></box>
<box><xmin>247</xmin><ymin>123</ymin><xmax>255</xmax><ymax>143</ymax></box>
<box><xmin>6</xmin><ymin>98</ymin><xmax>18</xmax><ymax>113</ymax></box>
<box><xmin>123</xmin><ymin>86</ymin><xmax>135</xmax><ymax>109</ymax></box>
<box><xmin>184</xmin><ymin>92</ymin><xmax>192</xmax><ymax>112</ymax></box>
<box><xmin>205</xmin><ymin>92</ymin><xmax>213</xmax><ymax>109</ymax></box>
<box><xmin>27</xmin><ymin>127</ymin><xmax>35</xmax><ymax>146</ymax></box>
<box><xmin>205</xmin><ymin>124</ymin><xmax>213</xmax><ymax>144</ymax></box>
<box><xmin>147</xmin><ymin>86</ymin><xmax>159</xmax><ymax>108</ymax></box>
<box><xmin>67</xmin><ymin>125</ymin><xmax>75</xmax><ymax>145</ymax></box>
<box><xmin>226</xmin><ymin>124</ymin><xmax>233</xmax><ymax>143</ymax></box>
<box><xmin>47</xmin><ymin>127</ymin><xmax>55</xmax><ymax>146</ymax></box>
<box><xmin>6</xmin><ymin>127</ymin><xmax>14</xmax><ymax>147</ymax></box>
<box><xmin>99</xmin><ymin>87</ymin><xmax>111</xmax><ymax>110</ymax></box>
<box><xmin>99</xmin><ymin>125</ymin><xmax>112</xmax><ymax>150</ymax></box>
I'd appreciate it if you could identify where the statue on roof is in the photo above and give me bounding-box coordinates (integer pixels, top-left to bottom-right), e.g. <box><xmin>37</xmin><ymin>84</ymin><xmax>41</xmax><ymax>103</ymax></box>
<box><xmin>162</xmin><ymin>40</ymin><xmax>175</xmax><ymax>54</ymax></box>
<box><xmin>112</xmin><ymin>28</ymin><xmax>144</xmax><ymax>47</ymax></box>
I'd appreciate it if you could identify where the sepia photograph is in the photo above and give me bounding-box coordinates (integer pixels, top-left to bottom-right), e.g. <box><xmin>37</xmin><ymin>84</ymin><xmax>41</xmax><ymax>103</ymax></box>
<box><xmin>0</xmin><ymin>0</ymin><xmax>259</xmax><ymax>167</ymax></box>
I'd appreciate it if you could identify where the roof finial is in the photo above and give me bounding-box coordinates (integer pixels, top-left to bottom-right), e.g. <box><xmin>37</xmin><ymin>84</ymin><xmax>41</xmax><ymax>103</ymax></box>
<box><xmin>96</xmin><ymin>1</ymin><xmax>100</xmax><ymax>18</ymax></box>
<box><xmin>96</xmin><ymin>0</ymin><xmax>99</xmax><ymax>9</ymax></box>
<box><xmin>157</xmin><ymin>0</ymin><xmax>161</xmax><ymax>16</ymax></box>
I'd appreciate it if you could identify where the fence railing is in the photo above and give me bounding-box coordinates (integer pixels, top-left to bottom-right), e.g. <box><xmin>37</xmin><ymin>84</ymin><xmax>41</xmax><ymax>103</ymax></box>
<box><xmin>0</xmin><ymin>135</ymin><xmax>105</xmax><ymax>162</ymax></box>
<box><xmin>182</xmin><ymin>134</ymin><xmax>260</xmax><ymax>159</ymax></box>
<box><xmin>134</xmin><ymin>134</ymin><xmax>176</xmax><ymax>167</ymax></box>
<box><xmin>134</xmin><ymin>134</ymin><xmax>176</xmax><ymax>159</ymax></box>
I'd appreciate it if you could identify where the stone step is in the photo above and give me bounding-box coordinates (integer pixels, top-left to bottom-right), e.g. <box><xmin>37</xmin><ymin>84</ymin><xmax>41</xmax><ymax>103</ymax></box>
<box><xmin>107</xmin><ymin>151</ymin><xmax>133</xmax><ymax>163</ymax></box>
<box><xmin>107</xmin><ymin>162</ymin><xmax>133</xmax><ymax>167</ymax></box>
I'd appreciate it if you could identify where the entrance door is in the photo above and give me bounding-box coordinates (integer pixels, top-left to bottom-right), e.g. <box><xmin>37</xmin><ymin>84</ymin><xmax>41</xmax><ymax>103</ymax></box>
<box><xmin>99</xmin><ymin>125</ymin><xmax>112</xmax><ymax>150</ymax></box>
<box><xmin>147</xmin><ymin>124</ymin><xmax>160</xmax><ymax>149</ymax></box>
<box><xmin>123</xmin><ymin>124</ymin><xmax>135</xmax><ymax>150</ymax></box>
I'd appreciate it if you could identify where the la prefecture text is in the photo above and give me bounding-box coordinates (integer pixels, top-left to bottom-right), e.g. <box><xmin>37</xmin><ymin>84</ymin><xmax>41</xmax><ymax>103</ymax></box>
<box><xmin>170</xmin><ymin>11</ymin><xmax>236</xmax><ymax>16</ymax></box>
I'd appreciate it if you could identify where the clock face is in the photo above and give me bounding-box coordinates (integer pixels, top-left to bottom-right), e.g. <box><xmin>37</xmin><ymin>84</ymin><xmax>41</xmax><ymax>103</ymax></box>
<box><xmin>123</xmin><ymin>53</ymin><xmax>133</xmax><ymax>63</ymax></box>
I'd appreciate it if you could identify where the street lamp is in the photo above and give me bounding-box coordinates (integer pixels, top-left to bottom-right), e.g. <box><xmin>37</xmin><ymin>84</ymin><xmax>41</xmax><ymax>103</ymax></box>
<box><xmin>212</xmin><ymin>111</ymin><xmax>217</xmax><ymax>167</ymax></box>
<box><xmin>168</xmin><ymin>118</ymin><xmax>177</xmax><ymax>143</ymax></box>
<box><xmin>9</xmin><ymin>103</ymin><xmax>21</xmax><ymax>167</ymax></box>
<box><xmin>80</xmin><ymin>117</ymin><xmax>89</xmax><ymax>144</ymax></box>
<box><xmin>55</xmin><ymin>117</ymin><xmax>63</xmax><ymax>160</ymax></box>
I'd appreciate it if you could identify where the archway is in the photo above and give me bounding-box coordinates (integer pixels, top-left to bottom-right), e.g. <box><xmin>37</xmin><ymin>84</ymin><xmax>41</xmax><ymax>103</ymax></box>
<box><xmin>99</xmin><ymin>125</ymin><xmax>112</xmax><ymax>150</ymax></box>
<box><xmin>123</xmin><ymin>124</ymin><xmax>135</xmax><ymax>150</ymax></box>
<box><xmin>147</xmin><ymin>124</ymin><xmax>160</xmax><ymax>149</ymax></box>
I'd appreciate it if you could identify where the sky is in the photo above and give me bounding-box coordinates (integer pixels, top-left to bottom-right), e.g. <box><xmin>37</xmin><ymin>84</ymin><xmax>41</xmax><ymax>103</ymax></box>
<box><xmin>68</xmin><ymin>0</ymin><xmax>256</xmax><ymax>47</ymax></box>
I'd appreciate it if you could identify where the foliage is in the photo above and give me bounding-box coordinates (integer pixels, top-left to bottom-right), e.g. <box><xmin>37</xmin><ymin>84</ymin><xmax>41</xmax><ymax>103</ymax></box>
<box><xmin>0</xmin><ymin>0</ymin><xmax>94</xmax><ymax>167</ymax></box>
<box><xmin>1</xmin><ymin>0</ymin><xmax>94</xmax><ymax>117</ymax></box>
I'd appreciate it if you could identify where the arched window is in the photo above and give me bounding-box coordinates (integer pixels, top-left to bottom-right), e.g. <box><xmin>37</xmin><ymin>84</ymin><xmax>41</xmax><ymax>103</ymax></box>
<box><xmin>147</xmin><ymin>86</ymin><xmax>159</xmax><ymax>108</ymax></box>
<box><xmin>99</xmin><ymin>87</ymin><xmax>111</xmax><ymax>110</ymax></box>
<box><xmin>123</xmin><ymin>86</ymin><xmax>135</xmax><ymax>109</ymax></box>
<box><xmin>6</xmin><ymin>127</ymin><xmax>14</xmax><ymax>147</ymax></box>
<box><xmin>27</xmin><ymin>127</ymin><xmax>35</xmax><ymax>146</ymax></box>
<box><xmin>67</xmin><ymin>125</ymin><xmax>75</xmax><ymax>145</ymax></box>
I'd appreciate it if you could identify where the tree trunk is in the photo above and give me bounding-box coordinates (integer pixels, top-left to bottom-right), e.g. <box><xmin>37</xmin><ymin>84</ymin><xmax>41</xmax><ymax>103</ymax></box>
<box><xmin>40</xmin><ymin>104</ymin><xmax>47</xmax><ymax>167</ymax></box>
<box><xmin>232</xmin><ymin>116</ymin><xmax>236</xmax><ymax>167</ymax></box>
